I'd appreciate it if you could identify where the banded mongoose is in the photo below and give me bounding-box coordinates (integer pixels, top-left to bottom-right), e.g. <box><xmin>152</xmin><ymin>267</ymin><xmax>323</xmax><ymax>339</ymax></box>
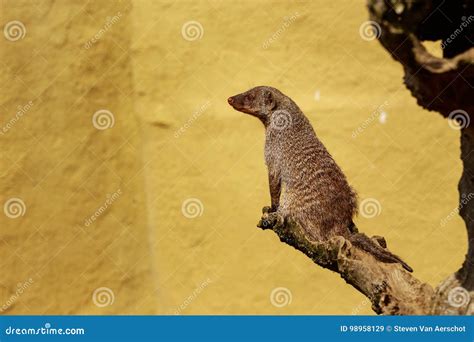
<box><xmin>227</xmin><ymin>86</ymin><xmax>412</xmax><ymax>272</ymax></box>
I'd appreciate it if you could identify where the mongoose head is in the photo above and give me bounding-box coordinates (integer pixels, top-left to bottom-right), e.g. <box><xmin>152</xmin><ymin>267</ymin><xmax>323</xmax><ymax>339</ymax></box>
<box><xmin>227</xmin><ymin>86</ymin><xmax>280</xmax><ymax>122</ymax></box>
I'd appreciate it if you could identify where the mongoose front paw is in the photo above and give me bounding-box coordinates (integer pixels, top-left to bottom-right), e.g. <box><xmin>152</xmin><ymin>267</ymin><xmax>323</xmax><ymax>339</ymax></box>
<box><xmin>257</xmin><ymin>212</ymin><xmax>278</xmax><ymax>229</ymax></box>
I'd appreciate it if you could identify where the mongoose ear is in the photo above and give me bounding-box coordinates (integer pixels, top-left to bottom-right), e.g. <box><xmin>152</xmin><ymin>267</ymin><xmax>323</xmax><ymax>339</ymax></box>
<box><xmin>264</xmin><ymin>91</ymin><xmax>276</xmax><ymax>110</ymax></box>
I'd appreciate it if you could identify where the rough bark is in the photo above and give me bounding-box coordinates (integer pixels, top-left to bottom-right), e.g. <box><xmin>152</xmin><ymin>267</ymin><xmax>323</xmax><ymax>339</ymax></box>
<box><xmin>258</xmin><ymin>204</ymin><xmax>472</xmax><ymax>314</ymax></box>
<box><xmin>256</xmin><ymin>0</ymin><xmax>474</xmax><ymax>315</ymax></box>
<box><xmin>258</xmin><ymin>208</ymin><xmax>434</xmax><ymax>315</ymax></box>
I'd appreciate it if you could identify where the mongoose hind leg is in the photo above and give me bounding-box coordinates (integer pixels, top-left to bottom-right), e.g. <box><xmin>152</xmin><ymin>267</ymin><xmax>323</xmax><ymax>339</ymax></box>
<box><xmin>348</xmin><ymin>221</ymin><xmax>359</xmax><ymax>234</ymax></box>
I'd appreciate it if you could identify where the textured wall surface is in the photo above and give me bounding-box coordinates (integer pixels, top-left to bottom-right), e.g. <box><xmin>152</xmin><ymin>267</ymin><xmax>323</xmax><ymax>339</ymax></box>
<box><xmin>0</xmin><ymin>0</ymin><xmax>465</xmax><ymax>314</ymax></box>
<box><xmin>0</xmin><ymin>0</ymin><xmax>157</xmax><ymax>314</ymax></box>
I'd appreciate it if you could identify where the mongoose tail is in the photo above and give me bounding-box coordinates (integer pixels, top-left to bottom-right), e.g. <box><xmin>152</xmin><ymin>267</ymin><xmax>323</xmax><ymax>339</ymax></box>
<box><xmin>348</xmin><ymin>231</ymin><xmax>413</xmax><ymax>273</ymax></box>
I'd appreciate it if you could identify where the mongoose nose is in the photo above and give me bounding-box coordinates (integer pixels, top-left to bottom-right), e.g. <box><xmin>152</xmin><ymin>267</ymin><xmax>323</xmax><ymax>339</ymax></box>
<box><xmin>227</xmin><ymin>97</ymin><xmax>234</xmax><ymax>105</ymax></box>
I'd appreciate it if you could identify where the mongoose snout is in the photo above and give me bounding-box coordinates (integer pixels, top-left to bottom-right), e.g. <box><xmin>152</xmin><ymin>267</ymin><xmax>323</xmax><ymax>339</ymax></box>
<box><xmin>228</xmin><ymin>87</ymin><xmax>276</xmax><ymax>119</ymax></box>
<box><xmin>227</xmin><ymin>93</ymin><xmax>254</xmax><ymax>115</ymax></box>
<box><xmin>228</xmin><ymin>85</ymin><xmax>413</xmax><ymax>272</ymax></box>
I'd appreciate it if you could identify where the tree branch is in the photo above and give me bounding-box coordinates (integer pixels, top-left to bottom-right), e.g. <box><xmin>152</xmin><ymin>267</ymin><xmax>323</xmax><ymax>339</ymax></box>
<box><xmin>257</xmin><ymin>208</ymin><xmax>433</xmax><ymax>315</ymax></box>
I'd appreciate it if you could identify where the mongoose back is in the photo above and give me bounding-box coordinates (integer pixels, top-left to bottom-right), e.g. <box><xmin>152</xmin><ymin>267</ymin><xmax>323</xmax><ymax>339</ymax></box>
<box><xmin>228</xmin><ymin>86</ymin><xmax>412</xmax><ymax>272</ymax></box>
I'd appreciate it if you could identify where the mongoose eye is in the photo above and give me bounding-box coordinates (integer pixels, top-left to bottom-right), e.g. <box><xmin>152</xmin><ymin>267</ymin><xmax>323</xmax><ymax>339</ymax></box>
<box><xmin>245</xmin><ymin>94</ymin><xmax>255</xmax><ymax>101</ymax></box>
<box><xmin>264</xmin><ymin>91</ymin><xmax>275</xmax><ymax>108</ymax></box>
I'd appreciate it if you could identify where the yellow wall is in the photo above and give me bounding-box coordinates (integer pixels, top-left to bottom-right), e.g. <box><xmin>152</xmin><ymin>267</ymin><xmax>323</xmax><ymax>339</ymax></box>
<box><xmin>0</xmin><ymin>0</ymin><xmax>465</xmax><ymax>315</ymax></box>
